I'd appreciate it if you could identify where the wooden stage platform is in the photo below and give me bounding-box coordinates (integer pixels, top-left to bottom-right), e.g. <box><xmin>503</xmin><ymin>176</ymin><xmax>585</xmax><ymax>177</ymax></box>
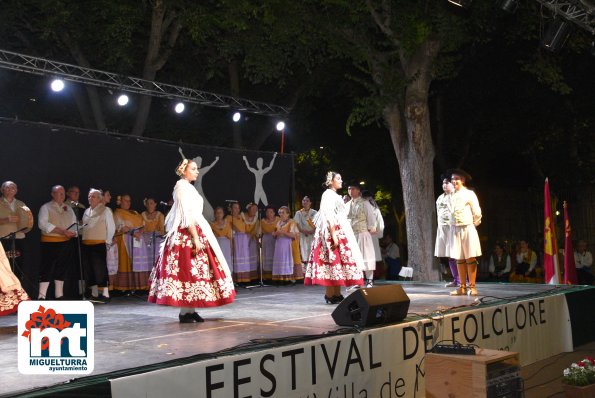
<box><xmin>1</xmin><ymin>281</ymin><xmax>593</xmax><ymax>397</ymax></box>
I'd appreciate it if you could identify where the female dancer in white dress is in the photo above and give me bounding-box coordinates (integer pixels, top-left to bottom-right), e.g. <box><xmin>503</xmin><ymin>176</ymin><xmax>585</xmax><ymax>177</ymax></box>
<box><xmin>305</xmin><ymin>171</ymin><xmax>364</xmax><ymax>304</ymax></box>
<box><xmin>148</xmin><ymin>159</ymin><xmax>235</xmax><ymax>323</ymax></box>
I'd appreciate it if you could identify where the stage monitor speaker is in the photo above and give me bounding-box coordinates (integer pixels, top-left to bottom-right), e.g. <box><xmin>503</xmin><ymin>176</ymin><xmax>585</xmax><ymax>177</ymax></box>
<box><xmin>332</xmin><ymin>285</ymin><xmax>410</xmax><ymax>327</ymax></box>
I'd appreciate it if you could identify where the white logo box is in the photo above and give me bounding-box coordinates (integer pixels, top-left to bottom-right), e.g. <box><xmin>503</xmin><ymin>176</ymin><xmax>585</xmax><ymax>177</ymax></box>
<box><xmin>18</xmin><ymin>301</ymin><xmax>94</xmax><ymax>375</ymax></box>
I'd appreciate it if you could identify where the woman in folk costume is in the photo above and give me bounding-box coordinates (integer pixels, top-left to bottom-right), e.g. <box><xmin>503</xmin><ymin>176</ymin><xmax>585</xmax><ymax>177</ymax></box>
<box><xmin>260</xmin><ymin>205</ymin><xmax>278</xmax><ymax>280</ymax></box>
<box><xmin>209</xmin><ymin>206</ymin><xmax>233</xmax><ymax>273</ymax></box>
<box><xmin>228</xmin><ymin>202</ymin><xmax>251</xmax><ymax>283</ymax></box>
<box><xmin>294</xmin><ymin>196</ymin><xmax>317</xmax><ymax>273</ymax></box>
<box><xmin>112</xmin><ymin>194</ymin><xmax>147</xmax><ymax>291</ymax></box>
<box><xmin>0</xmin><ymin>243</ymin><xmax>29</xmax><ymax>315</ymax></box>
<box><xmin>305</xmin><ymin>171</ymin><xmax>364</xmax><ymax>304</ymax></box>
<box><xmin>148</xmin><ymin>159</ymin><xmax>235</xmax><ymax>323</ymax></box>
<box><xmin>272</xmin><ymin>206</ymin><xmax>303</xmax><ymax>283</ymax></box>
<box><xmin>243</xmin><ymin>203</ymin><xmax>260</xmax><ymax>281</ymax></box>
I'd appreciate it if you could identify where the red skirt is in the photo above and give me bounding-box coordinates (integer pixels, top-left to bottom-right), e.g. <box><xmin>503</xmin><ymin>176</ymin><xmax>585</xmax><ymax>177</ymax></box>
<box><xmin>304</xmin><ymin>224</ymin><xmax>363</xmax><ymax>287</ymax></box>
<box><xmin>148</xmin><ymin>226</ymin><xmax>236</xmax><ymax>308</ymax></box>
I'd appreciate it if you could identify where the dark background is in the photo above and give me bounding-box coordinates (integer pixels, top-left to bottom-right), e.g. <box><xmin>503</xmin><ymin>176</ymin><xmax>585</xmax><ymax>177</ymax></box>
<box><xmin>0</xmin><ymin>119</ymin><xmax>293</xmax><ymax>296</ymax></box>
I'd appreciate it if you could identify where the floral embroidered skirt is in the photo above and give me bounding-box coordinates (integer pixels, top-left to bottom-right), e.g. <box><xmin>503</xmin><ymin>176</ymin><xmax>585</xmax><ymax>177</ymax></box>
<box><xmin>305</xmin><ymin>224</ymin><xmax>363</xmax><ymax>287</ymax></box>
<box><xmin>0</xmin><ymin>288</ymin><xmax>29</xmax><ymax>316</ymax></box>
<box><xmin>148</xmin><ymin>225</ymin><xmax>235</xmax><ymax>308</ymax></box>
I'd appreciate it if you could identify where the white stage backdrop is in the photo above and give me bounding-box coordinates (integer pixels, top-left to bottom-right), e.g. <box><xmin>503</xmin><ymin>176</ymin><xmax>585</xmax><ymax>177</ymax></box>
<box><xmin>111</xmin><ymin>294</ymin><xmax>573</xmax><ymax>398</ymax></box>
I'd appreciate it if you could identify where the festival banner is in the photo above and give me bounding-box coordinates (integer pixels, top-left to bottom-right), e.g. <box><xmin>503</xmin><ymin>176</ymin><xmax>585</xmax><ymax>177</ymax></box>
<box><xmin>563</xmin><ymin>201</ymin><xmax>578</xmax><ymax>285</ymax></box>
<box><xmin>110</xmin><ymin>294</ymin><xmax>573</xmax><ymax>398</ymax></box>
<box><xmin>543</xmin><ymin>178</ymin><xmax>561</xmax><ymax>284</ymax></box>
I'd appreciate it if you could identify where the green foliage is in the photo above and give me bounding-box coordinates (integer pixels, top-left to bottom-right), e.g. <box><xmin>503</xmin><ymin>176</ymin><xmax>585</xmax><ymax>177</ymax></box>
<box><xmin>520</xmin><ymin>54</ymin><xmax>572</xmax><ymax>95</ymax></box>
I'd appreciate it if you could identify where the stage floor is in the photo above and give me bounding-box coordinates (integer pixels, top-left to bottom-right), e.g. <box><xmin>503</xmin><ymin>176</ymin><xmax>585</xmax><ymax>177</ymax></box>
<box><xmin>0</xmin><ymin>281</ymin><xmax>584</xmax><ymax>397</ymax></box>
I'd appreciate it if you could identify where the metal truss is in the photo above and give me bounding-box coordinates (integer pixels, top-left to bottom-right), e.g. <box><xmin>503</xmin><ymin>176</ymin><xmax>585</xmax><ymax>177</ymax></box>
<box><xmin>535</xmin><ymin>0</ymin><xmax>595</xmax><ymax>34</ymax></box>
<box><xmin>0</xmin><ymin>49</ymin><xmax>290</xmax><ymax>117</ymax></box>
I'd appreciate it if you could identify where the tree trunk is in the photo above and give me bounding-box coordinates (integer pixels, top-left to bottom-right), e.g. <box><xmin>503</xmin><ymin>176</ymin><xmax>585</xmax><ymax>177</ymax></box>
<box><xmin>70</xmin><ymin>83</ymin><xmax>94</xmax><ymax>129</ymax></box>
<box><xmin>382</xmin><ymin>40</ymin><xmax>441</xmax><ymax>282</ymax></box>
<box><xmin>60</xmin><ymin>32</ymin><xmax>107</xmax><ymax>131</ymax></box>
<box><xmin>131</xmin><ymin>0</ymin><xmax>182</xmax><ymax>136</ymax></box>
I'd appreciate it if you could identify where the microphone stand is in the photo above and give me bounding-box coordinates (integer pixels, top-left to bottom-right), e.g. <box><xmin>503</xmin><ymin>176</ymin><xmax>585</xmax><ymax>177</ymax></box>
<box><xmin>67</xmin><ymin>222</ymin><xmax>86</xmax><ymax>300</ymax></box>
<box><xmin>246</xmin><ymin>206</ymin><xmax>271</xmax><ymax>290</ymax></box>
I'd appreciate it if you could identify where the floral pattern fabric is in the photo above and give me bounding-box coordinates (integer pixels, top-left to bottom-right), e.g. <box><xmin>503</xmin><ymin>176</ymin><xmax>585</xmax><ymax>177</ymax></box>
<box><xmin>305</xmin><ymin>224</ymin><xmax>363</xmax><ymax>286</ymax></box>
<box><xmin>148</xmin><ymin>225</ymin><xmax>235</xmax><ymax>308</ymax></box>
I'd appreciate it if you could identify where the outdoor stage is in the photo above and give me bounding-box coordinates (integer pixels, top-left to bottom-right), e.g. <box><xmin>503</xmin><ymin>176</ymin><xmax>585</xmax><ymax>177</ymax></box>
<box><xmin>1</xmin><ymin>281</ymin><xmax>593</xmax><ymax>398</ymax></box>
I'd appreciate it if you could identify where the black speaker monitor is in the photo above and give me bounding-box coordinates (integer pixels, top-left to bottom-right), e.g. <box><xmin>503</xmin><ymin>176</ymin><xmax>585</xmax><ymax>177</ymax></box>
<box><xmin>331</xmin><ymin>284</ymin><xmax>410</xmax><ymax>327</ymax></box>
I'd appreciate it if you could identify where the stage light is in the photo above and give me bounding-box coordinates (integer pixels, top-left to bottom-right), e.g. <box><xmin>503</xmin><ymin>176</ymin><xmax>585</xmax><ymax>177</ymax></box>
<box><xmin>542</xmin><ymin>19</ymin><xmax>573</xmax><ymax>53</ymax></box>
<box><xmin>117</xmin><ymin>94</ymin><xmax>129</xmax><ymax>106</ymax></box>
<box><xmin>556</xmin><ymin>210</ymin><xmax>560</xmax><ymax>216</ymax></box>
<box><xmin>276</xmin><ymin>121</ymin><xmax>285</xmax><ymax>131</ymax></box>
<box><xmin>232</xmin><ymin>112</ymin><xmax>241</xmax><ymax>122</ymax></box>
<box><xmin>500</xmin><ymin>0</ymin><xmax>518</xmax><ymax>13</ymax></box>
<box><xmin>50</xmin><ymin>79</ymin><xmax>65</xmax><ymax>92</ymax></box>
<box><xmin>174</xmin><ymin>102</ymin><xmax>185</xmax><ymax>114</ymax></box>
<box><xmin>447</xmin><ymin>0</ymin><xmax>472</xmax><ymax>8</ymax></box>
<box><xmin>359</xmin><ymin>181</ymin><xmax>366</xmax><ymax>186</ymax></box>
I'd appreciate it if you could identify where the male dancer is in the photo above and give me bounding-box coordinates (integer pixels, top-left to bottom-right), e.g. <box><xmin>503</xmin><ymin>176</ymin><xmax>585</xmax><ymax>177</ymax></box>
<box><xmin>434</xmin><ymin>174</ymin><xmax>460</xmax><ymax>288</ymax></box>
<box><xmin>347</xmin><ymin>183</ymin><xmax>376</xmax><ymax>287</ymax></box>
<box><xmin>448</xmin><ymin>170</ymin><xmax>482</xmax><ymax>296</ymax></box>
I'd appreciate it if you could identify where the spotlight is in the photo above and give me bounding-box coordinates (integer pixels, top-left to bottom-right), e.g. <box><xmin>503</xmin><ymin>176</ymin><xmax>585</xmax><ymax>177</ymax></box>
<box><xmin>359</xmin><ymin>181</ymin><xmax>366</xmax><ymax>186</ymax></box>
<box><xmin>276</xmin><ymin>121</ymin><xmax>286</xmax><ymax>131</ymax></box>
<box><xmin>542</xmin><ymin>19</ymin><xmax>573</xmax><ymax>53</ymax></box>
<box><xmin>117</xmin><ymin>94</ymin><xmax>129</xmax><ymax>106</ymax></box>
<box><xmin>174</xmin><ymin>102</ymin><xmax>185</xmax><ymax>114</ymax></box>
<box><xmin>447</xmin><ymin>0</ymin><xmax>472</xmax><ymax>8</ymax></box>
<box><xmin>232</xmin><ymin>112</ymin><xmax>241</xmax><ymax>122</ymax></box>
<box><xmin>50</xmin><ymin>79</ymin><xmax>65</xmax><ymax>92</ymax></box>
<box><xmin>500</xmin><ymin>0</ymin><xmax>518</xmax><ymax>13</ymax></box>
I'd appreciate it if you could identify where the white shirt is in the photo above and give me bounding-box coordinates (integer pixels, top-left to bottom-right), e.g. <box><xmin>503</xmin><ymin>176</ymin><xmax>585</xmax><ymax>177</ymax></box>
<box><xmin>574</xmin><ymin>251</ymin><xmax>593</xmax><ymax>269</ymax></box>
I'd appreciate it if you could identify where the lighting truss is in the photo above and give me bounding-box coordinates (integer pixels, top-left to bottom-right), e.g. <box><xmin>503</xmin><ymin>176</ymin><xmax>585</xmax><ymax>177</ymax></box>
<box><xmin>534</xmin><ymin>0</ymin><xmax>595</xmax><ymax>34</ymax></box>
<box><xmin>0</xmin><ymin>49</ymin><xmax>290</xmax><ymax>117</ymax></box>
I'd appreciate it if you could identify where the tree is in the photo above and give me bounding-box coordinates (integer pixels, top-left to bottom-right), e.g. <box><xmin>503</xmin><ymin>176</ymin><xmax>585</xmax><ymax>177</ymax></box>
<box><xmin>301</xmin><ymin>0</ymin><xmax>482</xmax><ymax>280</ymax></box>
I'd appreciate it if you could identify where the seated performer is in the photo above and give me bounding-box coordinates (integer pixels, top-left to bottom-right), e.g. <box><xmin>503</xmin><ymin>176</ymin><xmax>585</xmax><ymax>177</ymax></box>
<box><xmin>488</xmin><ymin>242</ymin><xmax>511</xmax><ymax>282</ymax></box>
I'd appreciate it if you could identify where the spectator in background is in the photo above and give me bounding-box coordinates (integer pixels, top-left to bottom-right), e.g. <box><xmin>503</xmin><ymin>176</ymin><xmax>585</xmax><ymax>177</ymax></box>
<box><xmin>574</xmin><ymin>240</ymin><xmax>593</xmax><ymax>285</ymax></box>
<box><xmin>509</xmin><ymin>239</ymin><xmax>539</xmax><ymax>283</ymax></box>
<box><xmin>383</xmin><ymin>234</ymin><xmax>401</xmax><ymax>280</ymax></box>
<box><xmin>488</xmin><ymin>242</ymin><xmax>511</xmax><ymax>282</ymax></box>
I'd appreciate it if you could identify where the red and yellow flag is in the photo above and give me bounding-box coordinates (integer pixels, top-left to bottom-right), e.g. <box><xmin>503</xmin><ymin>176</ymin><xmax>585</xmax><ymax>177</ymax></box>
<box><xmin>544</xmin><ymin>178</ymin><xmax>561</xmax><ymax>284</ymax></box>
<box><xmin>563</xmin><ymin>201</ymin><xmax>578</xmax><ymax>284</ymax></box>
